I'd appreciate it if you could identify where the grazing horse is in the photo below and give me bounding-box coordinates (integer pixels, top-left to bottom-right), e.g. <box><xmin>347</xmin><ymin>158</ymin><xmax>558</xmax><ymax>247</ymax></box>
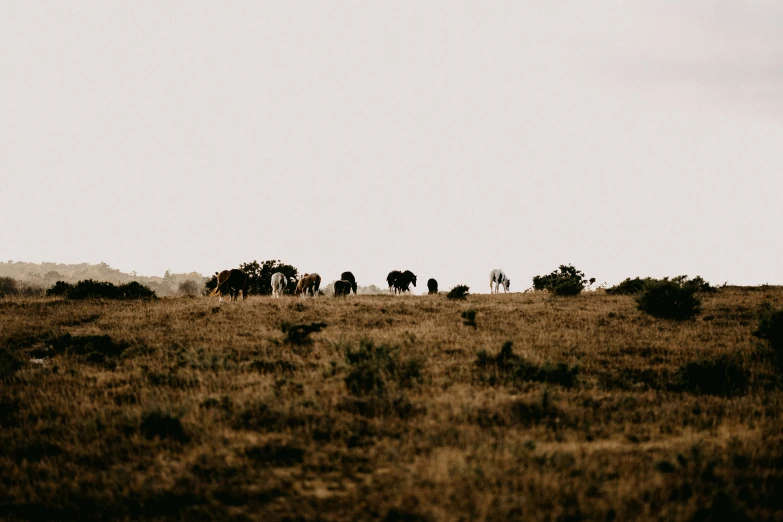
<box><xmin>427</xmin><ymin>278</ymin><xmax>438</xmax><ymax>295</ymax></box>
<box><xmin>340</xmin><ymin>271</ymin><xmax>358</xmax><ymax>294</ymax></box>
<box><xmin>489</xmin><ymin>269</ymin><xmax>510</xmax><ymax>294</ymax></box>
<box><xmin>296</xmin><ymin>273</ymin><xmax>322</xmax><ymax>297</ymax></box>
<box><xmin>387</xmin><ymin>270</ymin><xmax>417</xmax><ymax>294</ymax></box>
<box><xmin>210</xmin><ymin>269</ymin><xmax>248</xmax><ymax>302</ymax></box>
<box><xmin>271</xmin><ymin>272</ymin><xmax>287</xmax><ymax>298</ymax></box>
<box><xmin>334</xmin><ymin>280</ymin><xmax>352</xmax><ymax>297</ymax></box>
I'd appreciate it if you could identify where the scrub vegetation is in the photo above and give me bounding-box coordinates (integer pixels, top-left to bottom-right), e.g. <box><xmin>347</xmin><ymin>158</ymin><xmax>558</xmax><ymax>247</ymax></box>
<box><xmin>1</xmin><ymin>287</ymin><xmax>782</xmax><ymax>521</ymax></box>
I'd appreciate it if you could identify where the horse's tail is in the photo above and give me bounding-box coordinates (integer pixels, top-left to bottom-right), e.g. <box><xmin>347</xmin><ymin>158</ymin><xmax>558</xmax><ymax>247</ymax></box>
<box><xmin>210</xmin><ymin>272</ymin><xmax>225</xmax><ymax>297</ymax></box>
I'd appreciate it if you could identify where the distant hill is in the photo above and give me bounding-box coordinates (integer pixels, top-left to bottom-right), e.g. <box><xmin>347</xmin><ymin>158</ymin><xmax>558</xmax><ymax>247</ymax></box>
<box><xmin>320</xmin><ymin>281</ymin><xmax>391</xmax><ymax>296</ymax></box>
<box><xmin>0</xmin><ymin>261</ymin><xmax>206</xmax><ymax>297</ymax></box>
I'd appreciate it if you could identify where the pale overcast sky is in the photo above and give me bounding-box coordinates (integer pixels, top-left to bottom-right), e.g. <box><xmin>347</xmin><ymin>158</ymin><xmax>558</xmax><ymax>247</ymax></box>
<box><xmin>2</xmin><ymin>1</ymin><xmax>782</xmax><ymax>292</ymax></box>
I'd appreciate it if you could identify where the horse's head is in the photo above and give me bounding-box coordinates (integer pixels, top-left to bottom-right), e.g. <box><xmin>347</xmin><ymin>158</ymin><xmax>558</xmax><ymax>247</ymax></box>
<box><xmin>504</xmin><ymin>279</ymin><xmax>511</xmax><ymax>291</ymax></box>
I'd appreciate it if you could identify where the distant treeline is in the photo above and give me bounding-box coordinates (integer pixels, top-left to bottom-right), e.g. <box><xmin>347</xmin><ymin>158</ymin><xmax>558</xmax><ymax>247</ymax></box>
<box><xmin>0</xmin><ymin>261</ymin><xmax>205</xmax><ymax>297</ymax></box>
<box><xmin>1</xmin><ymin>261</ymin><xmax>392</xmax><ymax>298</ymax></box>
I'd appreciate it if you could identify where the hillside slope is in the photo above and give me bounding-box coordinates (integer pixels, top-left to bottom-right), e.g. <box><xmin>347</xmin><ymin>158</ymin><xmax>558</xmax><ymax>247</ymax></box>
<box><xmin>1</xmin><ymin>289</ymin><xmax>782</xmax><ymax>520</ymax></box>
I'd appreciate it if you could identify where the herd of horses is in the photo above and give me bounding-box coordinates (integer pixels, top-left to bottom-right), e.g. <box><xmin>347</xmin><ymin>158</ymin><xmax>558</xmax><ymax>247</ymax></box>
<box><xmin>209</xmin><ymin>268</ymin><xmax>512</xmax><ymax>302</ymax></box>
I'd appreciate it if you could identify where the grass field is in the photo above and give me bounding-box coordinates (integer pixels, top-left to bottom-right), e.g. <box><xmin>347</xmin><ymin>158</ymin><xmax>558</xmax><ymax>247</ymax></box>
<box><xmin>1</xmin><ymin>288</ymin><xmax>782</xmax><ymax>521</ymax></box>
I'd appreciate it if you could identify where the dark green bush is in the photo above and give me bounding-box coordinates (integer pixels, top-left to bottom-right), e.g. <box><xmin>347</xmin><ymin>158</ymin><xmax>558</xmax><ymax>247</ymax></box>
<box><xmin>46</xmin><ymin>279</ymin><xmax>156</xmax><ymax>300</ymax></box>
<box><xmin>46</xmin><ymin>281</ymin><xmax>72</xmax><ymax>297</ymax></box>
<box><xmin>474</xmin><ymin>341</ymin><xmax>578</xmax><ymax>388</ymax></box>
<box><xmin>446</xmin><ymin>285</ymin><xmax>470</xmax><ymax>300</ymax></box>
<box><xmin>672</xmin><ymin>355</ymin><xmax>748</xmax><ymax>397</ymax></box>
<box><xmin>687</xmin><ymin>275</ymin><xmax>716</xmax><ymax>293</ymax></box>
<box><xmin>119</xmin><ymin>281</ymin><xmax>156</xmax><ymax>299</ymax></box>
<box><xmin>636</xmin><ymin>278</ymin><xmax>702</xmax><ymax>320</ymax></box>
<box><xmin>753</xmin><ymin>304</ymin><xmax>783</xmax><ymax>363</ymax></box>
<box><xmin>532</xmin><ymin>265</ymin><xmax>594</xmax><ymax>296</ymax></box>
<box><xmin>65</xmin><ymin>280</ymin><xmax>118</xmax><ymax>299</ymax></box>
<box><xmin>606</xmin><ymin>277</ymin><xmax>650</xmax><ymax>295</ymax></box>
<box><xmin>608</xmin><ymin>275</ymin><xmax>714</xmax><ymax>297</ymax></box>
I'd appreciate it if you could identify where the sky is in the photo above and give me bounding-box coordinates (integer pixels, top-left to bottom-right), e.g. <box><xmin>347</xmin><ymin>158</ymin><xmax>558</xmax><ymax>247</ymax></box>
<box><xmin>2</xmin><ymin>1</ymin><xmax>782</xmax><ymax>292</ymax></box>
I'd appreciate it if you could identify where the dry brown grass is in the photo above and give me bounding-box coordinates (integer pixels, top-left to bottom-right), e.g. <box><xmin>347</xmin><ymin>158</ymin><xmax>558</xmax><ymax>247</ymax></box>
<box><xmin>1</xmin><ymin>288</ymin><xmax>782</xmax><ymax>521</ymax></box>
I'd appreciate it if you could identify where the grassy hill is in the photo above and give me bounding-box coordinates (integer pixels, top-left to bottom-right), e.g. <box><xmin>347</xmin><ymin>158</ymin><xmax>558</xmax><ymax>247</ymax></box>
<box><xmin>1</xmin><ymin>288</ymin><xmax>782</xmax><ymax>520</ymax></box>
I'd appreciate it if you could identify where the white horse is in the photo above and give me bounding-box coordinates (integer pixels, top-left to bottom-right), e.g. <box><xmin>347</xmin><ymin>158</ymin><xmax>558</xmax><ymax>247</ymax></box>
<box><xmin>489</xmin><ymin>269</ymin><xmax>510</xmax><ymax>294</ymax></box>
<box><xmin>271</xmin><ymin>272</ymin><xmax>287</xmax><ymax>298</ymax></box>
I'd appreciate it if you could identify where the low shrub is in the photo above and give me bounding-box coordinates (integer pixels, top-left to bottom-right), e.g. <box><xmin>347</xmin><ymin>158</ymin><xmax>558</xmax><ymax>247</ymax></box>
<box><xmin>24</xmin><ymin>333</ymin><xmax>130</xmax><ymax>368</ymax></box>
<box><xmin>753</xmin><ymin>304</ymin><xmax>783</xmax><ymax>363</ymax></box>
<box><xmin>281</xmin><ymin>322</ymin><xmax>327</xmax><ymax>345</ymax></box>
<box><xmin>120</xmin><ymin>281</ymin><xmax>156</xmax><ymax>299</ymax></box>
<box><xmin>606</xmin><ymin>277</ymin><xmax>650</xmax><ymax>295</ymax></box>
<box><xmin>446</xmin><ymin>285</ymin><xmax>470</xmax><ymax>300</ymax></box>
<box><xmin>53</xmin><ymin>333</ymin><xmax>128</xmax><ymax>357</ymax></box>
<box><xmin>672</xmin><ymin>355</ymin><xmax>748</xmax><ymax>397</ymax></box>
<box><xmin>533</xmin><ymin>265</ymin><xmax>594</xmax><ymax>296</ymax></box>
<box><xmin>140</xmin><ymin>409</ymin><xmax>190</xmax><ymax>442</ymax></box>
<box><xmin>474</xmin><ymin>341</ymin><xmax>578</xmax><ymax>388</ymax></box>
<box><xmin>636</xmin><ymin>278</ymin><xmax>702</xmax><ymax>320</ymax></box>
<box><xmin>46</xmin><ymin>279</ymin><xmax>156</xmax><ymax>300</ymax></box>
<box><xmin>46</xmin><ymin>281</ymin><xmax>72</xmax><ymax>297</ymax></box>
<box><xmin>461</xmin><ymin>309</ymin><xmax>477</xmax><ymax>327</ymax></box>
<box><xmin>686</xmin><ymin>275</ymin><xmax>716</xmax><ymax>293</ymax></box>
<box><xmin>510</xmin><ymin>390</ymin><xmax>563</xmax><ymax>427</ymax></box>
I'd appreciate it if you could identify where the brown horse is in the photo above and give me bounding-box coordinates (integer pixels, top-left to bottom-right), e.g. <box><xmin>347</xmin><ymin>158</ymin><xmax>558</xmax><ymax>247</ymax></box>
<box><xmin>295</xmin><ymin>273</ymin><xmax>321</xmax><ymax>297</ymax></box>
<box><xmin>210</xmin><ymin>269</ymin><xmax>248</xmax><ymax>302</ymax></box>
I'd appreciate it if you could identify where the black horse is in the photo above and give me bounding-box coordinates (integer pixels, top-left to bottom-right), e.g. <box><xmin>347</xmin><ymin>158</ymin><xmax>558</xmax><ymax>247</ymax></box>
<box><xmin>334</xmin><ymin>280</ymin><xmax>352</xmax><ymax>297</ymax></box>
<box><xmin>387</xmin><ymin>270</ymin><xmax>417</xmax><ymax>294</ymax></box>
<box><xmin>210</xmin><ymin>269</ymin><xmax>248</xmax><ymax>302</ymax></box>
<box><xmin>340</xmin><ymin>271</ymin><xmax>358</xmax><ymax>294</ymax></box>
